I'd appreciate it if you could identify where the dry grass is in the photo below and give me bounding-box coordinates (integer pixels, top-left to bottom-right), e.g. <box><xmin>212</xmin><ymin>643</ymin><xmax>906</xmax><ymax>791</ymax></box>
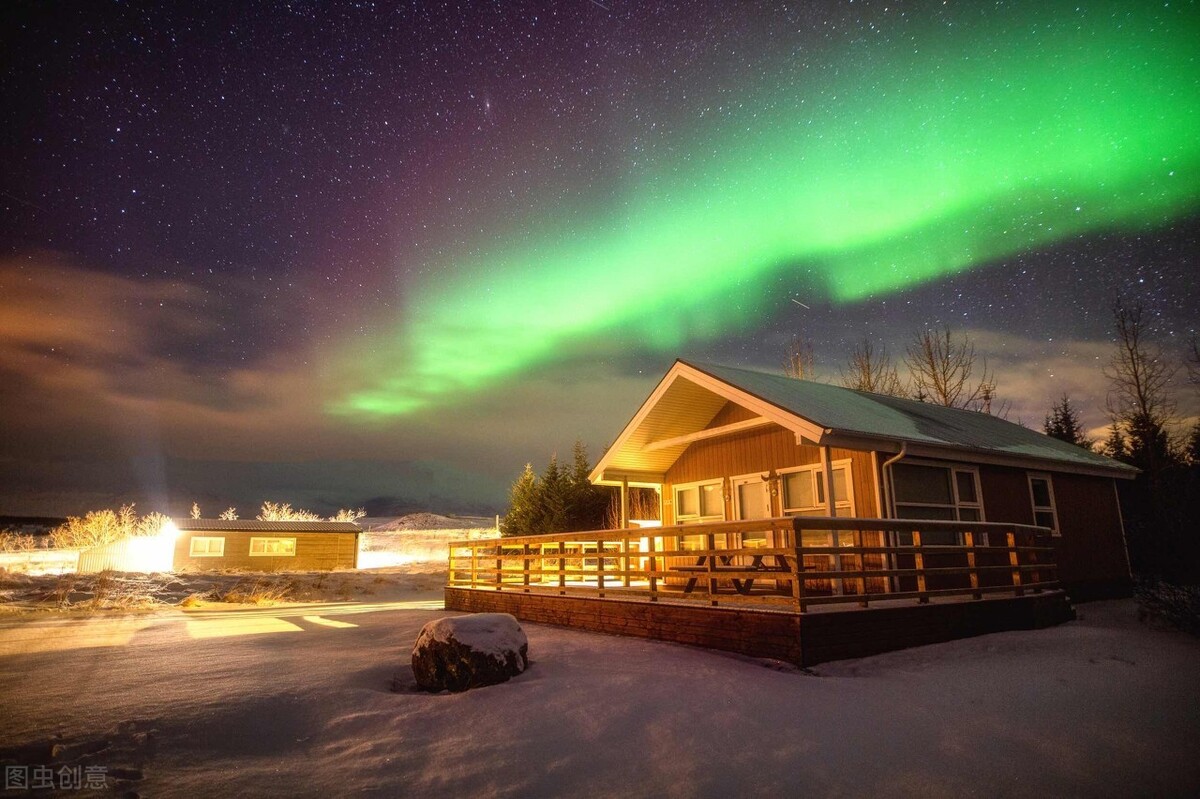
<box><xmin>0</xmin><ymin>532</ymin><xmax>39</xmax><ymax>553</ymax></box>
<box><xmin>216</xmin><ymin>578</ymin><xmax>294</xmax><ymax>605</ymax></box>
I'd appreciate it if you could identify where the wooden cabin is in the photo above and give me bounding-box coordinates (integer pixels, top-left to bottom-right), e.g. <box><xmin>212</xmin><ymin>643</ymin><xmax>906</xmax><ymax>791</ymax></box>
<box><xmin>588</xmin><ymin>360</ymin><xmax>1136</xmax><ymax>600</ymax></box>
<box><xmin>172</xmin><ymin>519</ymin><xmax>360</xmax><ymax>571</ymax></box>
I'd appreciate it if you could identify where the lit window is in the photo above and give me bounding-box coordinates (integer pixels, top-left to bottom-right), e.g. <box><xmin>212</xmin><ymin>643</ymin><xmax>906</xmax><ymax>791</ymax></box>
<box><xmin>673</xmin><ymin>480</ymin><xmax>724</xmax><ymax>523</ymax></box>
<box><xmin>249</xmin><ymin>537</ymin><xmax>297</xmax><ymax>556</ymax></box>
<box><xmin>1028</xmin><ymin>474</ymin><xmax>1059</xmax><ymax>535</ymax></box>
<box><xmin>780</xmin><ymin>461</ymin><xmax>853</xmax><ymax>517</ymax></box>
<box><xmin>189</xmin><ymin>537</ymin><xmax>225</xmax><ymax>557</ymax></box>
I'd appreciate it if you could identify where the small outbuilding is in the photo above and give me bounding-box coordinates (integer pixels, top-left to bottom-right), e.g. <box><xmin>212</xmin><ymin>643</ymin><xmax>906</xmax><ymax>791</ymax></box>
<box><xmin>171</xmin><ymin>519</ymin><xmax>361</xmax><ymax>571</ymax></box>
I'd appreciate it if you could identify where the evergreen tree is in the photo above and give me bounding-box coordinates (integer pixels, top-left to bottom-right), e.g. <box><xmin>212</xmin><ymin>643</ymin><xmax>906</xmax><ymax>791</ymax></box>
<box><xmin>1187</xmin><ymin>421</ymin><xmax>1200</xmax><ymax>468</ymax></box>
<box><xmin>500</xmin><ymin>463</ymin><xmax>538</xmax><ymax>537</ymax></box>
<box><xmin>1125</xmin><ymin>412</ymin><xmax>1175</xmax><ymax>476</ymax></box>
<box><xmin>566</xmin><ymin>439</ymin><xmax>610</xmax><ymax>532</ymax></box>
<box><xmin>1043</xmin><ymin>395</ymin><xmax>1091</xmax><ymax>449</ymax></box>
<box><xmin>537</xmin><ymin>455</ymin><xmax>569</xmax><ymax>534</ymax></box>
<box><xmin>1101</xmin><ymin>425</ymin><xmax>1129</xmax><ymax>462</ymax></box>
<box><xmin>500</xmin><ymin>443</ymin><xmax>616</xmax><ymax>537</ymax></box>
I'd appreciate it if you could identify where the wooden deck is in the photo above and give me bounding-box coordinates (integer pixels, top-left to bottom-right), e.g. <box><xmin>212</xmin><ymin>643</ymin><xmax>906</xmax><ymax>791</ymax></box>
<box><xmin>444</xmin><ymin>517</ymin><xmax>1075</xmax><ymax>666</ymax></box>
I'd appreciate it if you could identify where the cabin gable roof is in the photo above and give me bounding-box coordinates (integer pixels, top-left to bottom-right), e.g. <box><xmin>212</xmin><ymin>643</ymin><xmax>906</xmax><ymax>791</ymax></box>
<box><xmin>590</xmin><ymin>359</ymin><xmax>1137</xmax><ymax>484</ymax></box>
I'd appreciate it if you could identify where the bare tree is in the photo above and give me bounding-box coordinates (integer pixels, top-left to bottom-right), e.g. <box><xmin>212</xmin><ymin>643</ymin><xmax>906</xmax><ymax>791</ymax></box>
<box><xmin>783</xmin><ymin>336</ymin><xmax>816</xmax><ymax>381</ymax></box>
<box><xmin>257</xmin><ymin>501</ymin><xmax>323</xmax><ymax>522</ymax></box>
<box><xmin>1103</xmin><ymin>298</ymin><xmax>1176</xmax><ymax>425</ymax></box>
<box><xmin>840</xmin><ymin>339</ymin><xmax>906</xmax><ymax>396</ymax></box>
<box><xmin>903</xmin><ymin>326</ymin><xmax>997</xmax><ymax>410</ymax></box>
<box><xmin>218</xmin><ymin>507</ymin><xmax>239</xmax><ymax>520</ymax></box>
<box><xmin>330</xmin><ymin>508</ymin><xmax>366</xmax><ymax>522</ymax></box>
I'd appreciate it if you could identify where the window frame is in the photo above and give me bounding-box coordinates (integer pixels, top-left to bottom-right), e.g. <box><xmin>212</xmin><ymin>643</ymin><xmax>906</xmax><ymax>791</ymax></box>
<box><xmin>730</xmin><ymin>472</ymin><xmax>773</xmax><ymax>521</ymax></box>
<box><xmin>189</xmin><ymin>536</ymin><xmax>225</xmax><ymax>557</ymax></box>
<box><xmin>248</xmin><ymin>536</ymin><xmax>298</xmax><ymax>557</ymax></box>
<box><xmin>672</xmin><ymin>479</ymin><xmax>725</xmax><ymax>525</ymax></box>
<box><xmin>778</xmin><ymin>459</ymin><xmax>856</xmax><ymax>517</ymax></box>
<box><xmin>1027</xmin><ymin>472</ymin><xmax>1060</xmax><ymax>536</ymax></box>
<box><xmin>891</xmin><ymin>460</ymin><xmax>984</xmax><ymax>523</ymax></box>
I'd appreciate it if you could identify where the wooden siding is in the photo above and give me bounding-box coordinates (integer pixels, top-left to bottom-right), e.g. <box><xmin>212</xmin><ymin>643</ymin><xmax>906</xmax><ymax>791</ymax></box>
<box><xmin>1044</xmin><ymin>473</ymin><xmax>1131</xmax><ymax>598</ymax></box>
<box><xmin>978</xmin><ymin>464</ymin><xmax>1130</xmax><ymax>598</ymax></box>
<box><xmin>662</xmin><ymin>419</ymin><xmax>878</xmax><ymax>524</ymax></box>
<box><xmin>446</xmin><ymin>586</ymin><xmax>1074</xmax><ymax>667</ymax></box>
<box><xmin>173</xmin><ymin>531</ymin><xmax>358</xmax><ymax>571</ymax></box>
<box><xmin>704</xmin><ymin>400</ymin><xmax>760</xmax><ymax>428</ymax></box>
<box><xmin>446</xmin><ymin>587</ymin><xmax>804</xmax><ymax>663</ymax></box>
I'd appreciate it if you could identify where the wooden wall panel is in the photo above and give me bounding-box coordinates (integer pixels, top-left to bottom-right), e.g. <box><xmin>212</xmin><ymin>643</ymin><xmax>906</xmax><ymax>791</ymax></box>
<box><xmin>446</xmin><ymin>587</ymin><xmax>1074</xmax><ymax>667</ymax></box>
<box><xmin>704</xmin><ymin>401</ymin><xmax>759</xmax><ymax>427</ymax></box>
<box><xmin>978</xmin><ymin>464</ymin><xmax>1130</xmax><ymax>597</ymax></box>
<box><xmin>661</xmin><ymin>422</ymin><xmax>878</xmax><ymax>523</ymax></box>
<box><xmin>1050</xmin><ymin>473</ymin><xmax>1131</xmax><ymax>597</ymax></box>
<box><xmin>978</xmin><ymin>465</ymin><xmax>1035</xmax><ymax>525</ymax></box>
<box><xmin>173</xmin><ymin>532</ymin><xmax>358</xmax><ymax>571</ymax></box>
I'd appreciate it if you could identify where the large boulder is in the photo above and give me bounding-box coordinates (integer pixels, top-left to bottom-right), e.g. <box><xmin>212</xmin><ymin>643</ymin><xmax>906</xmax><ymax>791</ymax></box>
<box><xmin>412</xmin><ymin>613</ymin><xmax>529</xmax><ymax>692</ymax></box>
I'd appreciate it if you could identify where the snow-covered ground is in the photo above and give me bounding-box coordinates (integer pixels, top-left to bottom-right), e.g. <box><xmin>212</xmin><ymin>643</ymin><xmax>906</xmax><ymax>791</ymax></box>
<box><xmin>0</xmin><ymin>593</ymin><xmax>1197</xmax><ymax>798</ymax></box>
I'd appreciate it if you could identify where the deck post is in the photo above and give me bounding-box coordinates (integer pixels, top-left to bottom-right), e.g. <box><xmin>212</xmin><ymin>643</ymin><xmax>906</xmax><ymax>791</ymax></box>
<box><xmin>523</xmin><ymin>543</ymin><xmax>531</xmax><ymax>591</ymax></box>
<box><xmin>558</xmin><ymin>542</ymin><xmax>566</xmax><ymax>593</ymax></box>
<box><xmin>470</xmin><ymin>542</ymin><xmax>478</xmax><ymax>588</ymax></box>
<box><xmin>913</xmin><ymin>529</ymin><xmax>928</xmax><ymax>603</ymax></box>
<box><xmin>855</xmin><ymin>528</ymin><xmax>868</xmax><ymax>608</ymax></box>
<box><xmin>620</xmin><ymin>477</ymin><xmax>629</xmax><ymax>528</ymax></box>
<box><xmin>494</xmin><ymin>542</ymin><xmax>502</xmax><ymax>591</ymax></box>
<box><xmin>597</xmin><ymin>538</ymin><xmax>606</xmax><ymax>598</ymax></box>
<box><xmin>622</xmin><ymin>534</ymin><xmax>631</xmax><ymax>587</ymax></box>
<box><xmin>1007</xmin><ymin>531</ymin><xmax>1025</xmax><ymax>596</ymax></box>
<box><xmin>964</xmin><ymin>531</ymin><xmax>981</xmax><ymax>599</ymax></box>
<box><xmin>820</xmin><ymin>445</ymin><xmax>842</xmax><ymax>597</ymax></box>
<box><xmin>648</xmin><ymin>534</ymin><xmax>658</xmax><ymax>601</ymax></box>
<box><xmin>706</xmin><ymin>530</ymin><xmax>718</xmax><ymax>606</ymax></box>
<box><xmin>792</xmin><ymin>546</ymin><xmax>807</xmax><ymax>613</ymax></box>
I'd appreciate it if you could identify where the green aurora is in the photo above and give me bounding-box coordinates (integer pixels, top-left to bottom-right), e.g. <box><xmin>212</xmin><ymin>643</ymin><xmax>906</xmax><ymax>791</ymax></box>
<box><xmin>339</xmin><ymin>2</ymin><xmax>1200</xmax><ymax>416</ymax></box>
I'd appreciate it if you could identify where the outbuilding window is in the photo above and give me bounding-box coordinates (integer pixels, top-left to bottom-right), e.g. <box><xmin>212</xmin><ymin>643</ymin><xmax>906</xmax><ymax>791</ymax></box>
<box><xmin>1028</xmin><ymin>474</ymin><xmax>1059</xmax><ymax>535</ymax></box>
<box><xmin>189</xmin><ymin>537</ymin><xmax>225</xmax><ymax>557</ymax></box>
<box><xmin>249</xmin><ymin>537</ymin><xmax>297</xmax><ymax>556</ymax></box>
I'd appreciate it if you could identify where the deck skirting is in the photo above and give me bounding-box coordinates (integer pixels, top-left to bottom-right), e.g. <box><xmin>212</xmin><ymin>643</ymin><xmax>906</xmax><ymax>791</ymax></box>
<box><xmin>443</xmin><ymin>587</ymin><xmax>1075</xmax><ymax>666</ymax></box>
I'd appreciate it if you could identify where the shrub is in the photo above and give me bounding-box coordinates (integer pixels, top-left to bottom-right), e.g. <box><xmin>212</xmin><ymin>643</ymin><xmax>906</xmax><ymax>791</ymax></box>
<box><xmin>0</xmin><ymin>532</ymin><xmax>38</xmax><ymax>552</ymax></box>
<box><xmin>50</xmin><ymin>505</ymin><xmax>170</xmax><ymax>550</ymax></box>
<box><xmin>256</xmin><ymin>501</ymin><xmax>322</xmax><ymax>522</ymax></box>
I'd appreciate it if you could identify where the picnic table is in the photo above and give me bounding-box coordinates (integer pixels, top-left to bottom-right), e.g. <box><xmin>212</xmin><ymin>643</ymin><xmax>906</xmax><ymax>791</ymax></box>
<box><xmin>672</xmin><ymin>552</ymin><xmax>792</xmax><ymax>595</ymax></box>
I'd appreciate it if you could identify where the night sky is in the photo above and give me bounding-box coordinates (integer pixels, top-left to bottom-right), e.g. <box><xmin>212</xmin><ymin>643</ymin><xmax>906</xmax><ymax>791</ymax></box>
<box><xmin>2</xmin><ymin>1</ymin><xmax>1197</xmax><ymax>517</ymax></box>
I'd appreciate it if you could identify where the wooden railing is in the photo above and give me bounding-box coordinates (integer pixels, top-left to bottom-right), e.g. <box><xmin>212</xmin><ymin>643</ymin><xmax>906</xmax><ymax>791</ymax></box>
<box><xmin>448</xmin><ymin>517</ymin><xmax>1060</xmax><ymax>612</ymax></box>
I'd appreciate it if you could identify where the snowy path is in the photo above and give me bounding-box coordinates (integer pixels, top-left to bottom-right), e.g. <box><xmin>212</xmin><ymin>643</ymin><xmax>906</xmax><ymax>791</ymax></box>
<box><xmin>0</xmin><ymin>599</ymin><xmax>1197</xmax><ymax>798</ymax></box>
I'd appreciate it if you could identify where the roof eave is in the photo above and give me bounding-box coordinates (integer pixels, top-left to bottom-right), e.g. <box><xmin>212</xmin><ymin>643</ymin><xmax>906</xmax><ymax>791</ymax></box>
<box><xmin>822</xmin><ymin>431</ymin><xmax>1140</xmax><ymax>479</ymax></box>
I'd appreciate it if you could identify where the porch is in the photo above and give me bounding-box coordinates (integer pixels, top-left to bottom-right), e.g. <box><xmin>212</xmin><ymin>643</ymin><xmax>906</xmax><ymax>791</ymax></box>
<box><xmin>444</xmin><ymin>518</ymin><xmax>1076</xmax><ymax>665</ymax></box>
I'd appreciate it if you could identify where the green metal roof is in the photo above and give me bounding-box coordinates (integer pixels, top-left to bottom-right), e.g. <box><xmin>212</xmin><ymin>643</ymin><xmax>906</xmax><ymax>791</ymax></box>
<box><xmin>684</xmin><ymin>360</ymin><xmax>1136</xmax><ymax>477</ymax></box>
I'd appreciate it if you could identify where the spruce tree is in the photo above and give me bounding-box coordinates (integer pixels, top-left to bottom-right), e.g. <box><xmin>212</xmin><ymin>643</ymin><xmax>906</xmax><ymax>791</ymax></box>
<box><xmin>1043</xmin><ymin>395</ymin><xmax>1091</xmax><ymax>449</ymax></box>
<box><xmin>1101</xmin><ymin>425</ymin><xmax>1129</xmax><ymax>462</ymax></box>
<box><xmin>500</xmin><ymin>463</ymin><xmax>538</xmax><ymax>537</ymax></box>
<box><xmin>567</xmin><ymin>439</ymin><xmax>610</xmax><ymax>532</ymax></box>
<box><xmin>537</xmin><ymin>455</ymin><xmax>569</xmax><ymax>534</ymax></box>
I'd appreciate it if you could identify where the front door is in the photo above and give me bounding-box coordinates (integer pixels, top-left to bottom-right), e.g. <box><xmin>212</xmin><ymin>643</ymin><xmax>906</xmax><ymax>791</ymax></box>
<box><xmin>732</xmin><ymin>474</ymin><xmax>772</xmax><ymax>547</ymax></box>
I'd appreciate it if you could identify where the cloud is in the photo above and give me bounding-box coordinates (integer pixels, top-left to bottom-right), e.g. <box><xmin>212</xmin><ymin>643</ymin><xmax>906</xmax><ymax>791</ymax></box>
<box><xmin>0</xmin><ymin>255</ymin><xmax>661</xmax><ymax>514</ymax></box>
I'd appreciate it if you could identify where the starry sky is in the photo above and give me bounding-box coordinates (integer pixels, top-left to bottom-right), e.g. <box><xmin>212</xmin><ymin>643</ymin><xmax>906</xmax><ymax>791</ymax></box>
<box><xmin>2</xmin><ymin>0</ymin><xmax>1197</xmax><ymax>517</ymax></box>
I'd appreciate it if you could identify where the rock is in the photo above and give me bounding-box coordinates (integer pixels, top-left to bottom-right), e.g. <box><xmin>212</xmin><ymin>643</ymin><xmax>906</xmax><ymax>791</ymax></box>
<box><xmin>412</xmin><ymin>613</ymin><xmax>528</xmax><ymax>692</ymax></box>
